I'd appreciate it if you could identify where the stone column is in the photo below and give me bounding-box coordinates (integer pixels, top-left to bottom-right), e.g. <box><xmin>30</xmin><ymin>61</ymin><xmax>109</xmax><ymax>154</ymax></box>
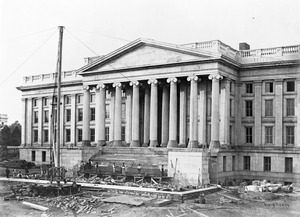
<box><xmin>109</xmin><ymin>89</ymin><xmax>115</xmax><ymax>142</ymax></box>
<box><xmin>198</xmin><ymin>79</ymin><xmax>207</xmax><ymax>146</ymax></box>
<box><xmin>96</xmin><ymin>83</ymin><xmax>106</xmax><ymax>146</ymax></box>
<box><xmin>148</xmin><ymin>79</ymin><xmax>159</xmax><ymax>147</ymax></box>
<box><xmin>297</xmin><ymin>79</ymin><xmax>300</xmax><ymax>147</ymax></box>
<box><xmin>60</xmin><ymin>95</ymin><xmax>64</xmax><ymax>146</ymax></box>
<box><xmin>161</xmin><ymin>85</ymin><xmax>169</xmax><ymax>147</ymax></box>
<box><xmin>275</xmin><ymin>79</ymin><xmax>283</xmax><ymax>147</ymax></box>
<box><xmin>49</xmin><ymin>97</ymin><xmax>53</xmax><ymax>146</ymax></box>
<box><xmin>70</xmin><ymin>94</ymin><xmax>76</xmax><ymax>145</ymax></box>
<box><xmin>125</xmin><ymin>89</ymin><xmax>132</xmax><ymax>144</ymax></box>
<box><xmin>187</xmin><ymin>75</ymin><xmax>199</xmax><ymax>148</ymax></box>
<box><xmin>21</xmin><ymin>98</ymin><xmax>27</xmax><ymax>146</ymax></box>
<box><xmin>143</xmin><ymin>87</ymin><xmax>150</xmax><ymax>146</ymax></box>
<box><xmin>254</xmin><ymin>81</ymin><xmax>262</xmax><ymax>146</ymax></box>
<box><xmin>38</xmin><ymin>98</ymin><xmax>43</xmax><ymax>145</ymax></box>
<box><xmin>82</xmin><ymin>85</ymin><xmax>91</xmax><ymax>146</ymax></box>
<box><xmin>130</xmin><ymin>81</ymin><xmax>140</xmax><ymax>147</ymax></box>
<box><xmin>179</xmin><ymin>83</ymin><xmax>187</xmax><ymax>147</ymax></box>
<box><xmin>113</xmin><ymin>82</ymin><xmax>122</xmax><ymax>146</ymax></box>
<box><xmin>167</xmin><ymin>77</ymin><xmax>178</xmax><ymax>148</ymax></box>
<box><xmin>26</xmin><ymin>98</ymin><xmax>32</xmax><ymax>146</ymax></box>
<box><xmin>220</xmin><ymin>78</ymin><xmax>230</xmax><ymax>145</ymax></box>
<box><xmin>208</xmin><ymin>74</ymin><xmax>223</xmax><ymax>152</ymax></box>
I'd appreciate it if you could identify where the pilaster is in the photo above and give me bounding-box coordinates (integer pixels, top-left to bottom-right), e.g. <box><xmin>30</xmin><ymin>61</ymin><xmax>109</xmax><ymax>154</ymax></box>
<box><xmin>254</xmin><ymin>81</ymin><xmax>262</xmax><ymax>146</ymax></box>
<box><xmin>275</xmin><ymin>79</ymin><xmax>283</xmax><ymax>147</ymax></box>
<box><xmin>38</xmin><ymin>98</ymin><xmax>43</xmax><ymax>145</ymax></box>
<box><xmin>70</xmin><ymin>94</ymin><xmax>76</xmax><ymax>145</ymax></box>
<box><xmin>297</xmin><ymin>79</ymin><xmax>300</xmax><ymax>147</ymax></box>
<box><xmin>220</xmin><ymin>78</ymin><xmax>230</xmax><ymax>146</ymax></box>
<box><xmin>21</xmin><ymin>98</ymin><xmax>27</xmax><ymax>146</ymax></box>
<box><xmin>26</xmin><ymin>98</ymin><xmax>32</xmax><ymax>146</ymax></box>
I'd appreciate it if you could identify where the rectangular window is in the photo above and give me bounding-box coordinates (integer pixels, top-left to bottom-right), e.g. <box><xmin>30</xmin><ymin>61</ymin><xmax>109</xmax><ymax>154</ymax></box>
<box><xmin>246</xmin><ymin>83</ymin><xmax>253</xmax><ymax>94</ymax></box>
<box><xmin>229</xmin><ymin>125</ymin><xmax>233</xmax><ymax>144</ymax></box>
<box><xmin>65</xmin><ymin>95</ymin><xmax>71</xmax><ymax>104</ymax></box>
<box><xmin>66</xmin><ymin>109</ymin><xmax>71</xmax><ymax>122</ymax></box>
<box><xmin>76</xmin><ymin>94</ymin><xmax>83</xmax><ymax>104</ymax></box>
<box><xmin>286</xmin><ymin>81</ymin><xmax>295</xmax><ymax>92</ymax></box>
<box><xmin>77</xmin><ymin>129</ymin><xmax>82</xmax><ymax>142</ymax></box>
<box><xmin>90</xmin><ymin>108</ymin><xmax>95</xmax><ymax>121</ymax></box>
<box><xmin>44</xmin><ymin>110</ymin><xmax>49</xmax><ymax>123</ymax></box>
<box><xmin>105</xmin><ymin>127</ymin><xmax>109</xmax><ymax>141</ymax></box>
<box><xmin>232</xmin><ymin>156</ymin><xmax>236</xmax><ymax>171</ymax></box>
<box><xmin>42</xmin><ymin>151</ymin><xmax>46</xmax><ymax>162</ymax></box>
<box><xmin>223</xmin><ymin>156</ymin><xmax>227</xmax><ymax>172</ymax></box>
<box><xmin>265</xmin><ymin>100</ymin><xmax>273</xmax><ymax>117</ymax></box>
<box><xmin>52</xmin><ymin>96</ymin><xmax>57</xmax><ymax>104</ymax></box>
<box><xmin>121</xmin><ymin>126</ymin><xmax>125</xmax><ymax>141</ymax></box>
<box><xmin>245</xmin><ymin>100</ymin><xmax>253</xmax><ymax>117</ymax></box>
<box><xmin>43</xmin><ymin>98</ymin><xmax>49</xmax><ymax>106</ymax></box>
<box><xmin>31</xmin><ymin>151</ymin><xmax>36</xmax><ymax>162</ymax></box>
<box><xmin>90</xmin><ymin>128</ymin><xmax>95</xmax><ymax>141</ymax></box>
<box><xmin>286</xmin><ymin>99</ymin><xmax>295</xmax><ymax>116</ymax></box>
<box><xmin>44</xmin><ymin>129</ymin><xmax>49</xmax><ymax>143</ymax></box>
<box><xmin>105</xmin><ymin>105</ymin><xmax>110</xmax><ymax>119</ymax></box>
<box><xmin>33</xmin><ymin>98</ymin><xmax>37</xmax><ymax>107</ymax></box>
<box><xmin>243</xmin><ymin>156</ymin><xmax>251</xmax><ymax>171</ymax></box>
<box><xmin>66</xmin><ymin>129</ymin><xmax>71</xmax><ymax>142</ymax></box>
<box><xmin>90</xmin><ymin>94</ymin><xmax>95</xmax><ymax>103</ymax></box>
<box><xmin>265</xmin><ymin>82</ymin><xmax>274</xmax><ymax>93</ymax></box>
<box><xmin>230</xmin><ymin>99</ymin><xmax>234</xmax><ymax>117</ymax></box>
<box><xmin>285</xmin><ymin>157</ymin><xmax>293</xmax><ymax>173</ymax></box>
<box><xmin>33</xmin><ymin>130</ymin><xmax>38</xmax><ymax>142</ymax></box>
<box><xmin>265</xmin><ymin>126</ymin><xmax>273</xmax><ymax>144</ymax></box>
<box><xmin>78</xmin><ymin>108</ymin><xmax>83</xmax><ymax>122</ymax></box>
<box><xmin>245</xmin><ymin>127</ymin><xmax>253</xmax><ymax>144</ymax></box>
<box><xmin>286</xmin><ymin>126</ymin><xmax>295</xmax><ymax>144</ymax></box>
<box><xmin>34</xmin><ymin>111</ymin><xmax>38</xmax><ymax>123</ymax></box>
<box><xmin>264</xmin><ymin>157</ymin><xmax>271</xmax><ymax>171</ymax></box>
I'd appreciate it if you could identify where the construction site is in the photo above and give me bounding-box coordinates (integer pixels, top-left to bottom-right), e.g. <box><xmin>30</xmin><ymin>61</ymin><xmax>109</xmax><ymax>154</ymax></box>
<box><xmin>1</xmin><ymin>145</ymin><xmax>300</xmax><ymax>217</ymax></box>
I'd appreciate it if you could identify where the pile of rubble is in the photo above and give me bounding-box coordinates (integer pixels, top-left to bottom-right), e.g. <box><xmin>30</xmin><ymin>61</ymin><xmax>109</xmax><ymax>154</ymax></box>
<box><xmin>241</xmin><ymin>180</ymin><xmax>293</xmax><ymax>193</ymax></box>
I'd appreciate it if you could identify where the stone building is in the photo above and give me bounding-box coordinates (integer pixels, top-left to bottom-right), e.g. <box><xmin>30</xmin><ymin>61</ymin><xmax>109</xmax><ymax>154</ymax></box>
<box><xmin>17</xmin><ymin>39</ymin><xmax>300</xmax><ymax>185</ymax></box>
<box><xmin>0</xmin><ymin>114</ymin><xmax>8</xmax><ymax>126</ymax></box>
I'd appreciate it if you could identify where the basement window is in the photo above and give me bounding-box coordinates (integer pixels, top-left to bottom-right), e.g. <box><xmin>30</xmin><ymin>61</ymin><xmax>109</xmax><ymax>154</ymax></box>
<box><xmin>31</xmin><ymin>151</ymin><xmax>36</xmax><ymax>162</ymax></box>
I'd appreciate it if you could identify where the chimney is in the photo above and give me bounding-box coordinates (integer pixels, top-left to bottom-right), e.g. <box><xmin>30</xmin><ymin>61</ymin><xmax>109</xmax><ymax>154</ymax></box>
<box><xmin>239</xmin><ymin>42</ymin><xmax>250</xmax><ymax>50</ymax></box>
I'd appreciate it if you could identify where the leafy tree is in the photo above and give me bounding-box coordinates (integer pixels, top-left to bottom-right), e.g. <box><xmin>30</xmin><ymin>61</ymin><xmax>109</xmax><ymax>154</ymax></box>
<box><xmin>11</xmin><ymin>127</ymin><xmax>21</xmax><ymax>146</ymax></box>
<box><xmin>0</xmin><ymin>125</ymin><xmax>11</xmax><ymax>146</ymax></box>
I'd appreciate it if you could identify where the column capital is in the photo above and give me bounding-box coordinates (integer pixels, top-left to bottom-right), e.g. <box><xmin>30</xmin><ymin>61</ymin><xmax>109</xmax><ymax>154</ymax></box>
<box><xmin>167</xmin><ymin>77</ymin><xmax>178</xmax><ymax>83</ymax></box>
<box><xmin>96</xmin><ymin>83</ymin><xmax>105</xmax><ymax>90</ymax></box>
<box><xmin>187</xmin><ymin>75</ymin><xmax>200</xmax><ymax>82</ymax></box>
<box><xmin>83</xmin><ymin>85</ymin><xmax>90</xmax><ymax>91</ymax></box>
<box><xmin>147</xmin><ymin>79</ymin><xmax>158</xmax><ymax>85</ymax></box>
<box><xmin>112</xmin><ymin>82</ymin><xmax>122</xmax><ymax>88</ymax></box>
<box><xmin>129</xmin><ymin>81</ymin><xmax>139</xmax><ymax>86</ymax></box>
<box><xmin>208</xmin><ymin>74</ymin><xmax>223</xmax><ymax>80</ymax></box>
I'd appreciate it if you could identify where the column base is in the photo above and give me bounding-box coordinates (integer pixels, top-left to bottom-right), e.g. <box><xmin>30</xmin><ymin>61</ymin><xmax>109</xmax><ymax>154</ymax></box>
<box><xmin>142</xmin><ymin>143</ymin><xmax>149</xmax><ymax>147</ymax></box>
<box><xmin>113</xmin><ymin>140</ymin><xmax>122</xmax><ymax>147</ymax></box>
<box><xmin>160</xmin><ymin>142</ymin><xmax>168</xmax><ymax>148</ymax></box>
<box><xmin>187</xmin><ymin>140</ymin><xmax>199</xmax><ymax>149</ymax></box>
<box><xmin>130</xmin><ymin>140</ymin><xmax>140</xmax><ymax>147</ymax></box>
<box><xmin>97</xmin><ymin>140</ymin><xmax>106</xmax><ymax>147</ymax></box>
<box><xmin>82</xmin><ymin>140</ymin><xmax>91</xmax><ymax>146</ymax></box>
<box><xmin>149</xmin><ymin>140</ymin><xmax>159</xmax><ymax>148</ymax></box>
<box><xmin>178</xmin><ymin>143</ymin><xmax>186</xmax><ymax>148</ymax></box>
<box><xmin>167</xmin><ymin>140</ymin><xmax>178</xmax><ymax>148</ymax></box>
<box><xmin>209</xmin><ymin>141</ymin><xmax>220</xmax><ymax>156</ymax></box>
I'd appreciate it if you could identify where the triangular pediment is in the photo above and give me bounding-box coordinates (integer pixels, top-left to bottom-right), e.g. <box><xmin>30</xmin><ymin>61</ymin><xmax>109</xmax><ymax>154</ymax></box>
<box><xmin>80</xmin><ymin>39</ymin><xmax>217</xmax><ymax>73</ymax></box>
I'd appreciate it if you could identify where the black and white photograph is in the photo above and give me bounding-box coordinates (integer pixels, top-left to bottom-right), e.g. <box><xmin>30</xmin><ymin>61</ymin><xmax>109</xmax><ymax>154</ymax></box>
<box><xmin>0</xmin><ymin>0</ymin><xmax>299</xmax><ymax>216</ymax></box>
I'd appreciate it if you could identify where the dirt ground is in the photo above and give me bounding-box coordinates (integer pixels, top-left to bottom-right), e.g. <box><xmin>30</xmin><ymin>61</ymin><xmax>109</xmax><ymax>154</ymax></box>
<box><xmin>1</xmin><ymin>180</ymin><xmax>300</xmax><ymax>217</ymax></box>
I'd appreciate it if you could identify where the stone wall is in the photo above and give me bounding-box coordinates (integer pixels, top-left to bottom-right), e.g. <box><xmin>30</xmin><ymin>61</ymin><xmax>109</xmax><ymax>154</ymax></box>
<box><xmin>168</xmin><ymin>150</ymin><xmax>210</xmax><ymax>186</ymax></box>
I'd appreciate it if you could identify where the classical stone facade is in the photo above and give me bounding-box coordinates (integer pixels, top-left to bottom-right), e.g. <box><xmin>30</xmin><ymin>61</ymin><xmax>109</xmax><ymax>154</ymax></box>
<box><xmin>17</xmin><ymin>39</ymin><xmax>300</xmax><ymax>184</ymax></box>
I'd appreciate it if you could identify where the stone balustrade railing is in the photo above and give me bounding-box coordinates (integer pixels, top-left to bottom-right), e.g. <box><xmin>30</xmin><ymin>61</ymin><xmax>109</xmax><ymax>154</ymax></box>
<box><xmin>182</xmin><ymin>41</ymin><xmax>300</xmax><ymax>63</ymax></box>
<box><xmin>22</xmin><ymin>70</ymin><xmax>81</xmax><ymax>85</ymax></box>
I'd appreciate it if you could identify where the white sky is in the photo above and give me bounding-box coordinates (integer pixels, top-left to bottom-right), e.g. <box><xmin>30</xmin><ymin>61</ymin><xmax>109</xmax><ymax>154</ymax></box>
<box><xmin>0</xmin><ymin>0</ymin><xmax>299</xmax><ymax>124</ymax></box>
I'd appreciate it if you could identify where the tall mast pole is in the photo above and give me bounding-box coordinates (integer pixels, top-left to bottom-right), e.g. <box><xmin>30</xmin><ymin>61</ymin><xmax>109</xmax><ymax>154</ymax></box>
<box><xmin>55</xmin><ymin>26</ymin><xmax>64</xmax><ymax>167</ymax></box>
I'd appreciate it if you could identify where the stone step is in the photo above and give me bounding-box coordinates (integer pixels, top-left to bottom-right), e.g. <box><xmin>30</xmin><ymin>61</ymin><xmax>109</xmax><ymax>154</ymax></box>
<box><xmin>100</xmin><ymin>147</ymin><xmax>168</xmax><ymax>155</ymax></box>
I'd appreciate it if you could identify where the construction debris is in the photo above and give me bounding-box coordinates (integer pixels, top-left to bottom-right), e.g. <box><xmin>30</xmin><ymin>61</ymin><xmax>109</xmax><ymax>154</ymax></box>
<box><xmin>22</xmin><ymin>201</ymin><xmax>49</xmax><ymax>211</ymax></box>
<box><xmin>102</xmin><ymin>194</ymin><xmax>152</xmax><ymax>206</ymax></box>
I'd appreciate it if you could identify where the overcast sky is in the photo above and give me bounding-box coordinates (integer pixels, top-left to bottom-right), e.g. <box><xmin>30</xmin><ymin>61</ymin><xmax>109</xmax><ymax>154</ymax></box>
<box><xmin>0</xmin><ymin>0</ymin><xmax>299</xmax><ymax>124</ymax></box>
